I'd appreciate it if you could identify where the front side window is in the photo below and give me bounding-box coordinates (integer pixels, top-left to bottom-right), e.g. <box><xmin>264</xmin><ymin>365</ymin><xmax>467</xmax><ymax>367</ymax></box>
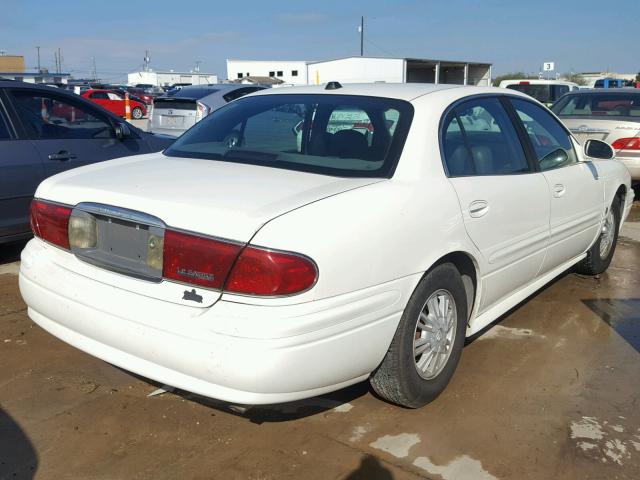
<box><xmin>442</xmin><ymin>97</ymin><xmax>530</xmax><ymax>176</ymax></box>
<box><xmin>10</xmin><ymin>90</ymin><xmax>115</xmax><ymax>140</ymax></box>
<box><xmin>510</xmin><ymin>98</ymin><xmax>577</xmax><ymax>171</ymax></box>
<box><xmin>164</xmin><ymin>94</ymin><xmax>414</xmax><ymax>178</ymax></box>
<box><xmin>107</xmin><ymin>92</ymin><xmax>123</xmax><ymax>101</ymax></box>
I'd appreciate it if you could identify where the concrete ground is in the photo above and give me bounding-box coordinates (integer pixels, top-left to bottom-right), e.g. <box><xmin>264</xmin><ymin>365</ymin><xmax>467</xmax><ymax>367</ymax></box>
<box><xmin>1</xmin><ymin>204</ymin><xmax>639</xmax><ymax>480</ymax></box>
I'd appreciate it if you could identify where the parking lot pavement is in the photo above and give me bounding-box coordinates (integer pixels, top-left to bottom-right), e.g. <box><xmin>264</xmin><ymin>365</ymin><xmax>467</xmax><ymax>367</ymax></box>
<box><xmin>127</xmin><ymin>118</ymin><xmax>149</xmax><ymax>132</ymax></box>
<box><xmin>1</xmin><ymin>204</ymin><xmax>639</xmax><ymax>480</ymax></box>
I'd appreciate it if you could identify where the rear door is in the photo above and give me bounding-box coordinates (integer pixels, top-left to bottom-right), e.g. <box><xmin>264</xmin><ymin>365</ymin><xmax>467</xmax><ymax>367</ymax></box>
<box><xmin>508</xmin><ymin>97</ymin><xmax>603</xmax><ymax>273</ymax></box>
<box><xmin>7</xmin><ymin>88</ymin><xmax>148</xmax><ymax>178</ymax></box>
<box><xmin>0</xmin><ymin>92</ymin><xmax>44</xmax><ymax>240</ymax></box>
<box><xmin>442</xmin><ymin>97</ymin><xmax>550</xmax><ymax>312</ymax></box>
<box><xmin>106</xmin><ymin>91</ymin><xmax>125</xmax><ymax>116</ymax></box>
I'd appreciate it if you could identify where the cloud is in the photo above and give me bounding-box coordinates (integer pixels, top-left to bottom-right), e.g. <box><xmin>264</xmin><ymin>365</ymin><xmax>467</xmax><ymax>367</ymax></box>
<box><xmin>275</xmin><ymin>13</ymin><xmax>331</xmax><ymax>24</ymax></box>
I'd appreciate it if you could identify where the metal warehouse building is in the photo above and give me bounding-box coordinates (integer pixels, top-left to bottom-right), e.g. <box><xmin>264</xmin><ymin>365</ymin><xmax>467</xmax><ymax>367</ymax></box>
<box><xmin>226</xmin><ymin>56</ymin><xmax>492</xmax><ymax>86</ymax></box>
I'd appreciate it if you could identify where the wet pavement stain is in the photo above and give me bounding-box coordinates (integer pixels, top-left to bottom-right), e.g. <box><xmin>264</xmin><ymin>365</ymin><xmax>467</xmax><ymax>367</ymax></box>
<box><xmin>583</xmin><ymin>299</ymin><xmax>640</xmax><ymax>353</ymax></box>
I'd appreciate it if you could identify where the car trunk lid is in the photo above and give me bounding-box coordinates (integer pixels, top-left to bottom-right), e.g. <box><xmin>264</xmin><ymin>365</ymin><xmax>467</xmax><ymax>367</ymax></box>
<box><xmin>151</xmin><ymin>98</ymin><xmax>199</xmax><ymax>134</ymax></box>
<box><xmin>563</xmin><ymin>117</ymin><xmax>640</xmax><ymax>145</ymax></box>
<box><xmin>35</xmin><ymin>152</ymin><xmax>383</xmax><ymax>307</ymax></box>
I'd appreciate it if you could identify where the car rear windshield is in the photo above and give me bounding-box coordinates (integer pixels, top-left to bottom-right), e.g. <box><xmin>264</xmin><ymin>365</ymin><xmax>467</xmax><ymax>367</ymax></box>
<box><xmin>552</xmin><ymin>93</ymin><xmax>640</xmax><ymax>119</ymax></box>
<box><xmin>153</xmin><ymin>98</ymin><xmax>197</xmax><ymax>110</ymax></box>
<box><xmin>163</xmin><ymin>94</ymin><xmax>414</xmax><ymax>178</ymax></box>
<box><xmin>506</xmin><ymin>84</ymin><xmax>569</xmax><ymax>104</ymax></box>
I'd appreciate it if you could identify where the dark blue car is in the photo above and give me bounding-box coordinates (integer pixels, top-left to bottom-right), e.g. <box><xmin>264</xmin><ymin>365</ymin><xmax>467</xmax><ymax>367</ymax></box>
<box><xmin>0</xmin><ymin>80</ymin><xmax>174</xmax><ymax>244</ymax></box>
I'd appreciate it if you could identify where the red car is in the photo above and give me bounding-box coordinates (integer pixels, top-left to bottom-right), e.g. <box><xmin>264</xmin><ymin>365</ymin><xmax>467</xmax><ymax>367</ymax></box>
<box><xmin>82</xmin><ymin>89</ymin><xmax>147</xmax><ymax>119</ymax></box>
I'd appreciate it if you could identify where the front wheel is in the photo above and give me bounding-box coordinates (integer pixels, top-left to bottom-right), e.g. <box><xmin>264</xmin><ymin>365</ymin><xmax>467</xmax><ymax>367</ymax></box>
<box><xmin>575</xmin><ymin>198</ymin><xmax>621</xmax><ymax>275</ymax></box>
<box><xmin>131</xmin><ymin>107</ymin><xmax>144</xmax><ymax>119</ymax></box>
<box><xmin>370</xmin><ymin>263</ymin><xmax>468</xmax><ymax>408</ymax></box>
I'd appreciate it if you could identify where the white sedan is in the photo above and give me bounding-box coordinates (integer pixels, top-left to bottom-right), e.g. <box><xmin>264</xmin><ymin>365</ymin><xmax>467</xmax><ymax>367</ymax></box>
<box><xmin>20</xmin><ymin>83</ymin><xmax>634</xmax><ymax>408</ymax></box>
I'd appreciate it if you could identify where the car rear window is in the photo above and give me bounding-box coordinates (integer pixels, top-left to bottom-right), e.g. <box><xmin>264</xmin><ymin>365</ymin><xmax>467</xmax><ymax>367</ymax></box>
<box><xmin>505</xmin><ymin>84</ymin><xmax>569</xmax><ymax>104</ymax></box>
<box><xmin>163</xmin><ymin>93</ymin><xmax>414</xmax><ymax>178</ymax></box>
<box><xmin>552</xmin><ymin>93</ymin><xmax>640</xmax><ymax>118</ymax></box>
<box><xmin>153</xmin><ymin>98</ymin><xmax>197</xmax><ymax>110</ymax></box>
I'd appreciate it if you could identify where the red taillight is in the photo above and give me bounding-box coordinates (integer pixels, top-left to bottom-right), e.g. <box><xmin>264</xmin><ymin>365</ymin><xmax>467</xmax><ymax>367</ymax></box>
<box><xmin>611</xmin><ymin>137</ymin><xmax>640</xmax><ymax>150</ymax></box>
<box><xmin>30</xmin><ymin>200</ymin><xmax>72</xmax><ymax>249</ymax></box>
<box><xmin>162</xmin><ymin>229</ymin><xmax>242</xmax><ymax>290</ymax></box>
<box><xmin>162</xmin><ymin>229</ymin><xmax>317</xmax><ymax>296</ymax></box>
<box><xmin>225</xmin><ymin>246</ymin><xmax>317</xmax><ymax>296</ymax></box>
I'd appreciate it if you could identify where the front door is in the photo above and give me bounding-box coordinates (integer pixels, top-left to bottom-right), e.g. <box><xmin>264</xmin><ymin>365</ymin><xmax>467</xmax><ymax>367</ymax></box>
<box><xmin>508</xmin><ymin>98</ymin><xmax>603</xmax><ymax>273</ymax></box>
<box><xmin>0</xmin><ymin>97</ymin><xmax>45</xmax><ymax>239</ymax></box>
<box><xmin>442</xmin><ymin>97</ymin><xmax>550</xmax><ymax>312</ymax></box>
<box><xmin>8</xmin><ymin>89</ymin><xmax>147</xmax><ymax>178</ymax></box>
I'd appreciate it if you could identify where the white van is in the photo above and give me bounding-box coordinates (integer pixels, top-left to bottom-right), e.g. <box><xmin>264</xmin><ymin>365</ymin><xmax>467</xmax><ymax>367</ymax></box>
<box><xmin>498</xmin><ymin>79</ymin><xmax>580</xmax><ymax>106</ymax></box>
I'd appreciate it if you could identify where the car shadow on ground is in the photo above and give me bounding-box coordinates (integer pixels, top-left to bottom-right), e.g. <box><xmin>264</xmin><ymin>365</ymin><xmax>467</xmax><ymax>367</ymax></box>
<box><xmin>0</xmin><ymin>408</ymin><xmax>38</xmax><ymax>479</ymax></box>
<box><xmin>0</xmin><ymin>240</ymin><xmax>28</xmax><ymax>266</ymax></box>
<box><xmin>582</xmin><ymin>298</ymin><xmax>640</xmax><ymax>353</ymax></box>
<box><xmin>123</xmin><ymin>369</ymin><xmax>371</xmax><ymax>424</ymax></box>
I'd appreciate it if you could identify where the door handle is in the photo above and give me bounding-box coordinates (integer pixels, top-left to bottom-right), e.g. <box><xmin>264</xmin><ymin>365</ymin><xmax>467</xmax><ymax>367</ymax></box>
<box><xmin>48</xmin><ymin>151</ymin><xmax>77</xmax><ymax>161</ymax></box>
<box><xmin>468</xmin><ymin>200</ymin><xmax>489</xmax><ymax>218</ymax></box>
<box><xmin>553</xmin><ymin>184</ymin><xmax>566</xmax><ymax>198</ymax></box>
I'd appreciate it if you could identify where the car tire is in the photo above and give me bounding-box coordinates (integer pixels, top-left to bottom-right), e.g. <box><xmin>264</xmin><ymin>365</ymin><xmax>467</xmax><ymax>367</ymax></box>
<box><xmin>370</xmin><ymin>263</ymin><xmax>468</xmax><ymax>408</ymax></box>
<box><xmin>132</xmin><ymin>107</ymin><xmax>143</xmax><ymax>119</ymax></box>
<box><xmin>575</xmin><ymin>197</ymin><xmax>621</xmax><ymax>276</ymax></box>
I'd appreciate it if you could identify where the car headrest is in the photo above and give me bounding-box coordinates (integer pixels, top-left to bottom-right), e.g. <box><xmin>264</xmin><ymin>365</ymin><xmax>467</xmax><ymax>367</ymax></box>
<box><xmin>329</xmin><ymin>129</ymin><xmax>368</xmax><ymax>159</ymax></box>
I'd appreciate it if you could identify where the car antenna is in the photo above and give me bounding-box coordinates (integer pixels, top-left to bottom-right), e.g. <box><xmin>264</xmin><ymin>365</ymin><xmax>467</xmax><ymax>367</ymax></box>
<box><xmin>325</xmin><ymin>81</ymin><xmax>342</xmax><ymax>90</ymax></box>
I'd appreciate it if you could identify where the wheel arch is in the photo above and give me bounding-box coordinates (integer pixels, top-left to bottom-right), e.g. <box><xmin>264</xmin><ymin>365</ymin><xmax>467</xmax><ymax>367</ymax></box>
<box><xmin>430</xmin><ymin>250</ymin><xmax>480</xmax><ymax>325</ymax></box>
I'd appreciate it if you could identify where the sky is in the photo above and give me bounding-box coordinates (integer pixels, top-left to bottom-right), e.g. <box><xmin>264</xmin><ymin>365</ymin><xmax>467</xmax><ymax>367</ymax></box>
<box><xmin>1</xmin><ymin>0</ymin><xmax>639</xmax><ymax>83</ymax></box>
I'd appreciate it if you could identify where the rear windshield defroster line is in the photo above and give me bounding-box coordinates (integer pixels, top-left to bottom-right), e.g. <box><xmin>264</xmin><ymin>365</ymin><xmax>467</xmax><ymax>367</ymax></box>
<box><xmin>163</xmin><ymin>93</ymin><xmax>414</xmax><ymax>178</ymax></box>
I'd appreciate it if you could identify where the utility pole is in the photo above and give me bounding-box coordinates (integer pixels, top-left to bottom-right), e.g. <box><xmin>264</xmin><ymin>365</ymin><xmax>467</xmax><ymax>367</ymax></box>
<box><xmin>54</xmin><ymin>51</ymin><xmax>58</xmax><ymax>74</ymax></box>
<box><xmin>35</xmin><ymin>46</ymin><xmax>41</xmax><ymax>71</ymax></box>
<box><xmin>143</xmin><ymin>50</ymin><xmax>150</xmax><ymax>72</ymax></box>
<box><xmin>359</xmin><ymin>16</ymin><xmax>364</xmax><ymax>56</ymax></box>
<box><xmin>58</xmin><ymin>48</ymin><xmax>62</xmax><ymax>73</ymax></box>
<box><xmin>91</xmin><ymin>56</ymin><xmax>97</xmax><ymax>82</ymax></box>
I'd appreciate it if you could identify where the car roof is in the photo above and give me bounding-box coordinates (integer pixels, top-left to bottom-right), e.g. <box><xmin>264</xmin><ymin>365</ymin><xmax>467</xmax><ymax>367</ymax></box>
<box><xmin>251</xmin><ymin>83</ymin><xmax>522</xmax><ymax>102</ymax></box>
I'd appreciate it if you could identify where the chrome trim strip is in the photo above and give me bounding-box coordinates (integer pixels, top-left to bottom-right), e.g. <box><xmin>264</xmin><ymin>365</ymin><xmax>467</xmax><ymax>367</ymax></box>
<box><xmin>75</xmin><ymin>202</ymin><xmax>166</xmax><ymax>228</ymax></box>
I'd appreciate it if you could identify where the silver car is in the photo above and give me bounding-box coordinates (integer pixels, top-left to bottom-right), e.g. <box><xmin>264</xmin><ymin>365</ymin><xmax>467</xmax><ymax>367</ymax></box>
<box><xmin>552</xmin><ymin>89</ymin><xmax>640</xmax><ymax>183</ymax></box>
<box><xmin>150</xmin><ymin>84</ymin><xmax>267</xmax><ymax>137</ymax></box>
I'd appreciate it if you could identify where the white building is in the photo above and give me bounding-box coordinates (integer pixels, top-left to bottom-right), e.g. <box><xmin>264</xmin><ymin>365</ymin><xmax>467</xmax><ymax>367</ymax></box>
<box><xmin>0</xmin><ymin>71</ymin><xmax>70</xmax><ymax>84</ymax></box>
<box><xmin>226</xmin><ymin>57</ymin><xmax>491</xmax><ymax>87</ymax></box>
<box><xmin>226</xmin><ymin>60</ymin><xmax>308</xmax><ymax>85</ymax></box>
<box><xmin>307</xmin><ymin>56</ymin><xmax>491</xmax><ymax>86</ymax></box>
<box><xmin>127</xmin><ymin>70</ymin><xmax>218</xmax><ymax>87</ymax></box>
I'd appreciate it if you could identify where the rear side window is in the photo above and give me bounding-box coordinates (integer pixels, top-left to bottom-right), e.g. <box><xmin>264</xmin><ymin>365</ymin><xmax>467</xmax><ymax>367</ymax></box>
<box><xmin>0</xmin><ymin>104</ymin><xmax>12</xmax><ymax>140</ymax></box>
<box><xmin>442</xmin><ymin>97</ymin><xmax>529</xmax><ymax>176</ymax></box>
<box><xmin>510</xmin><ymin>98</ymin><xmax>577</xmax><ymax>171</ymax></box>
<box><xmin>10</xmin><ymin>90</ymin><xmax>115</xmax><ymax>140</ymax></box>
<box><xmin>89</xmin><ymin>91</ymin><xmax>110</xmax><ymax>100</ymax></box>
<box><xmin>164</xmin><ymin>94</ymin><xmax>414</xmax><ymax>178</ymax></box>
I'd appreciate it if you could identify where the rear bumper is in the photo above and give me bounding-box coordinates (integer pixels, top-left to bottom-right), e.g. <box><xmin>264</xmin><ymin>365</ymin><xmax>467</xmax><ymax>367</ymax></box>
<box><xmin>19</xmin><ymin>239</ymin><xmax>412</xmax><ymax>404</ymax></box>
<box><xmin>148</xmin><ymin>126</ymin><xmax>183</xmax><ymax>137</ymax></box>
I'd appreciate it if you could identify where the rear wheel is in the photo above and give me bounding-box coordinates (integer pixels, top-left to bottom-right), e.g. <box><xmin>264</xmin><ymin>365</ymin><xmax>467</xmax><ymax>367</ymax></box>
<box><xmin>370</xmin><ymin>263</ymin><xmax>467</xmax><ymax>408</ymax></box>
<box><xmin>575</xmin><ymin>198</ymin><xmax>621</xmax><ymax>275</ymax></box>
<box><xmin>132</xmin><ymin>107</ymin><xmax>143</xmax><ymax>119</ymax></box>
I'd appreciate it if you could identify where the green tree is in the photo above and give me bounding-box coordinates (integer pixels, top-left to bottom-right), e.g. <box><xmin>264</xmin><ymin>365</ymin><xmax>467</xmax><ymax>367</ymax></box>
<box><xmin>562</xmin><ymin>72</ymin><xmax>588</xmax><ymax>86</ymax></box>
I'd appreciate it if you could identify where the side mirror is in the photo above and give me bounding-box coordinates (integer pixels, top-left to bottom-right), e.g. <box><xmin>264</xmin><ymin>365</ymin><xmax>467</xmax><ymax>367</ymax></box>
<box><xmin>114</xmin><ymin>123</ymin><xmax>131</xmax><ymax>140</ymax></box>
<box><xmin>584</xmin><ymin>139</ymin><xmax>614</xmax><ymax>160</ymax></box>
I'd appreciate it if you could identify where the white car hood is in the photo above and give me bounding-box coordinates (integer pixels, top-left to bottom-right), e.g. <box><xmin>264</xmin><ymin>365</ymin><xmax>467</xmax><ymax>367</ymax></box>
<box><xmin>36</xmin><ymin>152</ymin><xmax>384</xmax><ymax>241</ymax></box>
